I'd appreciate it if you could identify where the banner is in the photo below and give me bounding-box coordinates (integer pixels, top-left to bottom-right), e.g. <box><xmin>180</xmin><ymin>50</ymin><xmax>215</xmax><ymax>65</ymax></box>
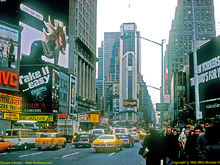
<box><xmin>4</xmin><ymin>113</ymin><xmax>19</xmax><ymax>120</ymax></box>
<box><xmin>0</xmin><ymin>95</ymin><xmax>21</xmax><ymax>112</ymax></box>
<box><xmin>19</xmin><ymin>115</ymin><xmax>53</xmax><ymax>121</ymax></box>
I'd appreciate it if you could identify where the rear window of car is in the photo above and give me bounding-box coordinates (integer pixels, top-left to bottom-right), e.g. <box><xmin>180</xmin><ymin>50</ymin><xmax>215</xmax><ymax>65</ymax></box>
<box><xmin>115</xmin><ymin>129</ymin><xmax>125</xmax><ymax>133</ymax></box>
<box><xmin>93</xmin><ymin>130</ymin><xmax>103</xmax><ymax>134</ymax></box>
<box><xmin>98</xmin><ymin>136</ymin><xmax>115</xmax><ymax>139</ymax></box>
<box><xmin>79</xmin><ymin>135</ymin><xmax>89</xmax><ymax>138</ymax></box>
<box><xmin>41</xmin><ymin>134</ymin><xmax>56</xmax><ymax>138</ymax></box>
<box><xmin>130</xmin><ymin>133</ymin><xmax>136</xmax><ymax>135</ymax></box>
<box><xmin>117</xmin><ymin>135</ymin><xmax>129</xmax><ymax>138</ymax></box>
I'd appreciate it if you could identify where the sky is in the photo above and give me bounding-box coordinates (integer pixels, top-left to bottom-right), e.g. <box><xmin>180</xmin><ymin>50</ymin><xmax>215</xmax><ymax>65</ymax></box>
<box><xmin>96</xmin><ymin>0</ymin><xmax>220</xmax><ymax>109</ymax></box>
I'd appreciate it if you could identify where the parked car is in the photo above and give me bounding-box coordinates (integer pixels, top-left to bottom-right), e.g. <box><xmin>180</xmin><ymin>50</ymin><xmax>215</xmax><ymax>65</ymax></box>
<box><xmin>72</xmin><ymin>133</ymin><xmax>96</xmax><ymax>148</ymax></box>
<box><xmin>113</xmin><ymin>127</ymin><xmax>130</xmax><ymax>135</ymax></box>
<box><xmin>0</xmin><ymin>137</ymin><xmax>12</xmax><ymax>152</ymax></box>
<box><xmin>116</xmin><ymin>134</ymin><xmax>134</xmax><ymax>147</ymax></box>
<box><xmin>90</xmin><ymin>129</ymin><xmax>108</xmax><ymax>139</ymax></box>
<box><xmin>35</xmin><ymin>132</ymin><xmax>66</xmax><ymax>150</ymax></box>
<box><xmin>130</xmin><ymin>131</ymin><xmax>139</xmax><ymax>142</ymax></box>
<box><xmin>3</xmin><ymin>129</ymin><xmax>37</xmax><ymax>150</ymax></box>
<box><xmin>92</xmin><ymin>134</ymin><xmax>123</xmax><ymax>152</ymax></box>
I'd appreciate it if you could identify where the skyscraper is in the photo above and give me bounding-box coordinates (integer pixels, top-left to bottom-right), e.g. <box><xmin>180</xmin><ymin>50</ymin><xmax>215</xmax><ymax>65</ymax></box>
<box><xmin>167</xmin><ymin>0</ymin><xmax>216</xmax><ymax>94</ymax></box>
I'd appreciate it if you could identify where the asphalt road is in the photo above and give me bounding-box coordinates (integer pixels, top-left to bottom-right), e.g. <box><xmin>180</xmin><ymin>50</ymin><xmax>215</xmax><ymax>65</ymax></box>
<box><xmin>0</xmin><ymin>142</ymin><xmax>146</xmax><ymax>165</ymax></box>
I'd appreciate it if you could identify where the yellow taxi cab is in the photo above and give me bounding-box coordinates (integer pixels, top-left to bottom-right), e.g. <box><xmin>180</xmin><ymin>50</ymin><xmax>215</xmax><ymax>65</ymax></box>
<box><xmin>0</xmin><ymin>137</ymin><xmax>12</xmax><ymax>152</ymax></box>
<box><xmin>35</xmin><ymin>132</ymin><xmax>66</xmax><ymax>150</ymax></box>
<box><xmin>137</xmin><ymin>129</ymin><xmax>146</xmax><ymax>139</ymax></box>
<box><xmin>92</xmin><ymin>134</ymin><xmax>123</xmax><ymax>152</ymax></box>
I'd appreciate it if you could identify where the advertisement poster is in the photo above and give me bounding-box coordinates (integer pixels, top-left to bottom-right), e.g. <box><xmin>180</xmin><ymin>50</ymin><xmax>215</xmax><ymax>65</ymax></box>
<box><xmin>19</xmin><ymin>4</ymin><xmax>69</xmax><ymax>68</ymax></box>
<box><xmin>90</xmin><ymin>114</ymin><xmax>99</xmax><ymax>123</ymax></box>
<box><xmin>20</xmin><ymin>65</ymin><xmax>59</xmax><ymax>114</ymax></box>
<box><xmin>0</xmin><ymin>22</ymin><xmax>19</xmax><ymax>69</ymax></box>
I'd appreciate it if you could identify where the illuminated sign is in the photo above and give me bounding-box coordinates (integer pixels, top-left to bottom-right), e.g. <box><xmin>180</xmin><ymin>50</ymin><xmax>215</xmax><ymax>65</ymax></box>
<box><xmin>0</xmin><ymin>95</ymin><xmax>21</xmax><ymax>112</ymax></box>
<box><xmin>19</xmin><ymin>115</ymin><xmax>53</xmax><ymax>122</ymax></box>
<box><xmin>123</xmin><ymin>100</ymin><xmax>137</xmax><ymax>107</ymax></box>
<box><xmin>4</xmin><ymin>113</ymin><xmax>19</xmax><ymax>120</ymax></box>
<box><xmin>90</xmin><ymin>114</ymin><xmax>99</xmax><ymax>123</ymax></box>
<box><xmin>0</xmin><ymin>70</ymin><xmax>18</xmax><ymax>87</ymax></box>
<box><xmin>20</xmin><ymin>4</ymin><xmax>43</xmax><ymax>21</ymax></box>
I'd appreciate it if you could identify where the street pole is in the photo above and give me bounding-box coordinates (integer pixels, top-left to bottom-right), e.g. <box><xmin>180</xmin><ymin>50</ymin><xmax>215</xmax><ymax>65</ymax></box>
<box><xmin>192</xmin><ymin>0</ymin><xmax>200</xmax><ymax>124</ymax></box>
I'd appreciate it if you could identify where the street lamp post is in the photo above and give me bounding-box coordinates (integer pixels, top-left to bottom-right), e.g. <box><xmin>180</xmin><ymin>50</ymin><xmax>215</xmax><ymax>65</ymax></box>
<box><xmin>121</xmin><ymin>34</ymin><xmax>166</xmax><ymax>129</ymax></box>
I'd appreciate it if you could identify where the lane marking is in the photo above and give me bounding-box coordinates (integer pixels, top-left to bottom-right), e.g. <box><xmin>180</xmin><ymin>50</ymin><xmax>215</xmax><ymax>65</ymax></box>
<box><xmin>62</xmin><ymin>152</ymin><xmax>79</xmax><ymax>158</ymax></box>
<box><xmin>0</xmin><ymin>152</ymin><xmax>7</xmax><ymax>155</ymax></box>
<box><xmin>19</xmin><ymin>152</ymin><xmax>42</xmax><ymax>157</ymax></box>
<box><xmin>108</xmin><ymin>152</ymin><xmax>115</xmax><ymax>156</ymax></box>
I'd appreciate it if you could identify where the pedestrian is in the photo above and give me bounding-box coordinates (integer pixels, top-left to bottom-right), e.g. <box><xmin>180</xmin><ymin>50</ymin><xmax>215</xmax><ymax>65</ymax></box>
<box><xmin>163</xmin><ymin>126</ymin><xmax>179</xmax><ymax>165</ymax></box>
<box><xmin>196</xmin><ymin>119</ymin><xmax>213</xmax><ymax>160</ymax></box>
<box><xmin>179</xmin><ymin>128</ymin><xmax>189</xmax><ymax>160</ymax></box>
<box><xmin>185</xmin><ymin>127</ymin><xmax>202</xmax><ymax>161</ymax></box>
<box><xmin>142</xmin><ymin>127</ymin><xmax>163</xmax><ymax>165</ymax></box>
<box><xmin>198</xmin><ymin>120</ymin><xmax>205</xmax><ymax>133</ymax></box>
<box><xmin>200</xmin><ymin>124</ymin><xmax>220</xmax><ymax>161</ymax></box>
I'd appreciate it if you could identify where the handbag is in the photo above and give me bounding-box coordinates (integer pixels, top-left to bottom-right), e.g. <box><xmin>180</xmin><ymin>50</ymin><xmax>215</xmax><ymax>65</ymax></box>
<box><xmin>138</xmin><ymin>147</ymin><xmax>145</xmax><ymax>155</ymax></box>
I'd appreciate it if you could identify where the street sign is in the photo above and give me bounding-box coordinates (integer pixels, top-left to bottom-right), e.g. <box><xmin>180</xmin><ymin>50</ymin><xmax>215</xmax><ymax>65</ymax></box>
<box><xmin>156</xmin><ymin>103</ymin><xmax>168</xmax><ymax>111</ymax></box>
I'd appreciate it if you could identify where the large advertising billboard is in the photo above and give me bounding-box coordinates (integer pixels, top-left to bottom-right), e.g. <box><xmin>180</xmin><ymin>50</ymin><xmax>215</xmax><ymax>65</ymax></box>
<box><xmin>190</xmin><ymin>36</ymin><xmax>220</xmax><ymax>118</ymax></box>
<box><xmin>18</xmin><ymin>2</ymin><xmax>69</xmax><ymax>68</ymax></box>
<box><xmin>0</xmin><ymin>21</ymin><xmax>22</xmax><ymax>91</ymax></box>
<box><xmin>20</xmin><ymin>64</ymin><xmax>59</xmax><ymax>114</ymax></box>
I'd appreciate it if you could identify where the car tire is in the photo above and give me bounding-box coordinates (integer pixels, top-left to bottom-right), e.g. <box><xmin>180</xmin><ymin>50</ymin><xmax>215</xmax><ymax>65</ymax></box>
<box><xmin>53</xmin><ymin>144</ymin><xmax>58</xmax><ymax>150</ymax></box>
<box><xmin>75</xmin><ymin>145</ymin><xmax>78</xmax><ymax>148</ymax></box>
<box><xmin>120</xmin><ymin>145</ymin><xmax>123</xmax><ymax>150</ymax></box>
<box><xmin>23</xmin><ymin>143</ymin><xmax>28</xmax><ymax>150</ymax></box>
<box><xmin>62</xmin><ymin>142</ymin><xmax>66</xmax><ymax>148</ymax></box>
<box><xmin>132</xmin><ymin>143</ymin><xmax>134</xmax><ymax>147</ymax></box>
<box><xmin>6</xmin><ymin>146</ymin><xmax>11</xmax><ymax>152</ymax></box>
<box><xmin>37</xmin><ymin>147</ymin><xmax>42</xmax><ymax>150</ymax></box>
<box><xmin>95</xmin><ymin>149</ymin><xmax>99</xmax><ymax>153</ymax></box>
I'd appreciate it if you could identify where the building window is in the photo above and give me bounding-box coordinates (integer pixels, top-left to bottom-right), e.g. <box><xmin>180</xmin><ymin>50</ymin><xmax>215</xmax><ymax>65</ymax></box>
<box><xmin>128</xmin><ymin>71</ymin><xmax>133</xmax><ymax>99</ymax></box>
<box><xmin>128</xmin><ymin>53</ymin><xmax>133</xmax><ymax>66</ymax></box>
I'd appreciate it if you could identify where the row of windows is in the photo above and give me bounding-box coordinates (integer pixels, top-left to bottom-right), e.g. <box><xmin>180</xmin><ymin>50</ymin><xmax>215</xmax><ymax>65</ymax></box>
<box><xmin>172</xmin><ymin>58</ymin><xmax>187</xmax><ymax>62</ymax></box>
<box><xmin>172</xmin><ymin>63</ymin><xmax>185</xmax><ymax>68</ymax></box>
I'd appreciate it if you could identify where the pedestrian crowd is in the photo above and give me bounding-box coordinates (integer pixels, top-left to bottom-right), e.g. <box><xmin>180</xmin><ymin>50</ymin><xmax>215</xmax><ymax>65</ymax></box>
<box><xmin>140</xmin><ymin>119</ymin><xmax>220</xmax><ymax>165</ymax></box>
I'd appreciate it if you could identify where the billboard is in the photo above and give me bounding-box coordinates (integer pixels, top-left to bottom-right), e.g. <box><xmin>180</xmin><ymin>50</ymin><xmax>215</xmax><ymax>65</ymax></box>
<box><xmin>123</xmin><ymin>100</ymin><xmax>137</xmax><ymax>107</ymax></box>
<box><xmin>20</xmin><ymin>64</ymin><xmax>59</xmax><ymax>114</ymax></box>
<box><xmin>0</xmin><ymin>21</ymin><xmax>22</xmax><ymax>91</ymax></box>
<box><xmin>189</xmin><ymin>36</ymin><xmax>220</xmax><ymax>117</ymax></box>
<box><xmin>18</xmin><ymin>2</ymin><xmax>69</xmax><ymax>68</ymax></box>
<box><xmin>0</xmin><ymin>94</ymin><xmax>21</xmax><ymax>112</ymax></box>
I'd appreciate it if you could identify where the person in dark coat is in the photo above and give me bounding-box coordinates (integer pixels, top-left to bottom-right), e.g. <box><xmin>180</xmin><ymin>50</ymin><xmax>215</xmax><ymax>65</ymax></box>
<box><xmin>196</xmin><ymin>119</ymin><xmax>213</xmax><ymax>160</ymax></box>
<box><xmin>164</xmin><ymin>126</ymin><xmax>180</xmax><ymax>165</ymax></box>
<box><xmin>185</xmin><ymin>126</ymin><xmax>202</xmax><ymax>161</ymax></box>
<box><xmin>200</xmin><ymin>124</ymin><xmax>220</xmax><ymax>161</ymax></box>
<box><xmin>142</xmin><ymin>128</ymin><xmax>163</xmax><ymax>165</ymax></box>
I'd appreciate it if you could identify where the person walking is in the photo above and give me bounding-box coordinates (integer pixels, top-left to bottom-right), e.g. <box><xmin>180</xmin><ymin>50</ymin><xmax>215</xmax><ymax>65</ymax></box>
<box><xmin>163</xmin><ymin>126</ymin><xmax>179</xmax><ymax>165</ymax></box>
<box><xmin>142</xmin><ymin>128</ymin><xmax>163</xmax><ymax>165</ymax></box>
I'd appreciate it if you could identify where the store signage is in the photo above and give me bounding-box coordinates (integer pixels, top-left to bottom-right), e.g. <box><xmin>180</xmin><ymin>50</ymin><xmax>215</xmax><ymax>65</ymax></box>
<box><xmin>0</xmin><ymin>70</ymin><xmax>18</xmax><ymax>87</ymax></box>
<box><xmin>78</xmin><ymin>115</ymin><xmax>87</xmax><ymax>122</ymax></box>
<box><xmin>4</xmin><ymin>113</ymin><xmax>19</xmax><ymax>120</ymax></box>
<box><xmin>0</xmin><ymin>95</ymin><xmax>21</xmax><ymax>112</ymax></box>
<box><xmin>123</xmin><ymin>100</ymin><xmax>137</xmax><ymax>107</ymax></box>
<box><xmin>19</xmin><ymin>115</ymin><xmax>53</xmax><ymax>121</ymax></box>
<box><xmin>100</xmin><ymin>117</ymin><xmax>108</xmax><ymax>124</ymax></box>
<box><xmin>90</xmin><ymin>114</ymin><xmax>99</xmax><ymax>123</ymax></box>
<box><xmin>20</xmin><ymin>4</ymin><xmax>43</xmax><ymax>21</ymax></box>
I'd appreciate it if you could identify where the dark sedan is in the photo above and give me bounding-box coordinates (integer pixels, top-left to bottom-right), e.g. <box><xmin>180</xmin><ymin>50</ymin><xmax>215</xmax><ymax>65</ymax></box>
<box><xmin>71</xmin><ymin>133</ymin><xmax>96</xmax><ymax>148</ymax></box>
<box><xmin>116</xmin><ymin>134</ymin><xmax>134</xmax><ymax>148</ymax></box>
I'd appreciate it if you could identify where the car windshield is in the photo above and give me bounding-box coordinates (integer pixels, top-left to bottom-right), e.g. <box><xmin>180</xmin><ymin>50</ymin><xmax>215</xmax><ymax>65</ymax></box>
<box><xmin>98</xmin><ymin>136</ymin><xmax>115</xmax><ymax>139</ymax></box>
<box><xmin>141</xmin><ymin>131</ymin><xmax>146</xmax><ymax>133</ymax></box>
